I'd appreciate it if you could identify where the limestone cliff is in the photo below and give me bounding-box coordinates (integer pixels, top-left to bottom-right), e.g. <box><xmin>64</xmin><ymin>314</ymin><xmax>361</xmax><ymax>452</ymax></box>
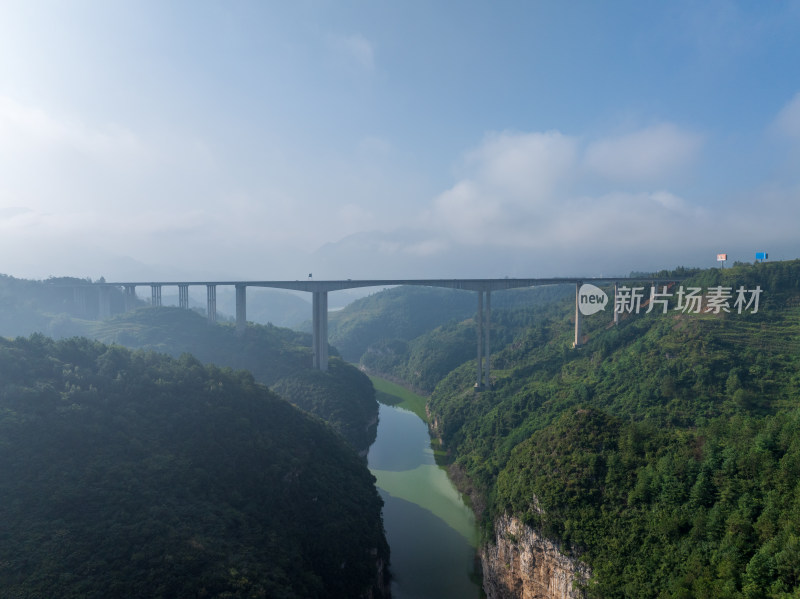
<box><xmin>362</xmin><ymin>553</ymin><xmax>391</xmax><ymax>598</ymax></box>
<box><xmin>481</xmin><ymin>514</ymin><xmax>590</xmax><ymax>599</ymax></box>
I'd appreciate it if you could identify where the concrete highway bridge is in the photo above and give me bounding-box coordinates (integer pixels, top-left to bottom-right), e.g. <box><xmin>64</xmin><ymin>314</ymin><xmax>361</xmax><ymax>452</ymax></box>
<box><xmin>78</xmin><ymin>276</ymin><xmax>679</xmax><ymax>389</ymax></box>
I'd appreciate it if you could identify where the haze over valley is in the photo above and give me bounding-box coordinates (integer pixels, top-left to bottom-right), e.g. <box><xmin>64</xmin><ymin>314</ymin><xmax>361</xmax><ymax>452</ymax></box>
<box><xmin>2</xmin><ymin>2</ymin><xmax>800</xmax><ymax>597</ymax></box>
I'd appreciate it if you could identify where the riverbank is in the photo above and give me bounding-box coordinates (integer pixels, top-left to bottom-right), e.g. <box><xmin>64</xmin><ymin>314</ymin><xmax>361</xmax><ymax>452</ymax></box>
<box><xmin>370</xmin><ymin>376</ymin><xmax>428</xmax><ymax>421</ymax></box>
<box><xmin>367</xmin><ymin>375</ymin><xmax>483</xmax><ymax>599</ymax></box>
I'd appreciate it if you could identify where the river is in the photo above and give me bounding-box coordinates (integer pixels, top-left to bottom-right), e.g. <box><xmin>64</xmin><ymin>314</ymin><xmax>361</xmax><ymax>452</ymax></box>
<box><xmin>367</xmin><ymin>377</ymin><xmax>483</xmax><ymax>599</ymax></box>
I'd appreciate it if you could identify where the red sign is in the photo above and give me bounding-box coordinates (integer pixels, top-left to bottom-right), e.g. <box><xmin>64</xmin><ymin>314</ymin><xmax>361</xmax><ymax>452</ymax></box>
<box><xmin>717</xmin><ymin>253</ymin><xmax>727</xmax><ymax>261</ymax></box>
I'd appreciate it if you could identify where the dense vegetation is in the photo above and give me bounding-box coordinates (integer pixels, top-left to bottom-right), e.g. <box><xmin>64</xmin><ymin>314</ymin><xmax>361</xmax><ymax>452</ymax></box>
<box><xmin>0</xmin><ymin>274</ymin><xmax>311</xmax><ymax>332</ymax></box>
<box><xmin>90</xmin><ymin>307</ymin><xmax>314</xmax><ymax>384</ymax></box>
<box><xmin>362</xmin><ymin>298</ymin><xmax>567</xmax><ymax>393</ymax></box>
<box><xmin>328</xmin><ymin>286</ymin><xmax>480</xmax><ymax>362</ymax></box>
<box><xmin>329</xmin><ymin>283</ymin><xmax>571</xmax><ymax>371</ymax></box>
<box><xmin>272</xmin><ymin>358</ymin><xmax>378</xmax><ymax>453</ymax></box>
<box><xmin>0</xmin><ymin>275</ymin><xmax>127</xmax><ymax>339</ymax></box>
<box><xmin>234</xmin><ymin>287</ymin><xmax>310</xmax><ymax>328</ymax></box>
<box><xmin>0</xmin><ymin>335</ymin><xmax>389</xmax><ymax>598</ymax></box>
<box><xmin>89</xmin><ymin>307</ymin><xmax>377</xmax><ymax>452</ymax></box>
<box><xmin>422</xmin><ymin>260</ymin><xmax>800</xmax><ymax>597</ymax></box>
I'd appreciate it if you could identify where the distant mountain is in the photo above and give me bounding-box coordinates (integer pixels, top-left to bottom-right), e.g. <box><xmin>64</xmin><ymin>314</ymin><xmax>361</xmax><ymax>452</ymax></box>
<box><xmin>225</xmin><ymin>287</ymin><xmax>310</xmax><ymax>328</ymax></box>
<box><xmin>160</xmin><ymin>287</ymin><xmax>311</xmax><ymax>328</ymax></box>
<box><xmin>327</xmin><ymin>283</ymin><xmax>572</xmax><ymax>369</ymax></box>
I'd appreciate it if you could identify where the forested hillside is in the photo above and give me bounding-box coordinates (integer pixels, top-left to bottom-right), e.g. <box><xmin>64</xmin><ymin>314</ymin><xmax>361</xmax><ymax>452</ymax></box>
<box><xmin>0</xmin><ymin>275</ymin><xmax>128</xmax><ymax>339</ymax></box>
<box><xmin>89</xmin><ymin>307</ymin><xmax>378</xmax><ymax>452</ymax></box>
<box><xmin>0</xmin><ymin>275</ymin><xmax>311</xmax><ymax>332</ymax></box>
<box><xmin>361</xmin><ymin>300</ymin><xmax>566</xmax><ymax>393</ymax></box>
<box><xmin>90</xmin><ymin>307</ymin><xmax>313</xmax><ymax>382</ymax></box>
<box><xmin>424</xmin><ymin>260</ymin><xmax>800</xmax><ymax>596</ymax></box>
<box><xmin>0</xmin><ymin>274</ymin><xmax>381</xmax><ymax>453</ymax></box>
<box><xmin>329</xmin><ymin>283</ymin><xmax>571</xmax><ymax>366</ymax></box>
<box><xmin>0</xmin><ymin>335</ymin><xmax>389</xmax><ymax>598</ymax></box>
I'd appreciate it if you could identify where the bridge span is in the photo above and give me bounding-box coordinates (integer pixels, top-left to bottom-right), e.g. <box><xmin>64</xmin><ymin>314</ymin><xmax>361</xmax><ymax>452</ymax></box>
<box><xmin>86</xmin><ymin>276</ymin><xmax>678</xmax><ymax>389</ymax></box>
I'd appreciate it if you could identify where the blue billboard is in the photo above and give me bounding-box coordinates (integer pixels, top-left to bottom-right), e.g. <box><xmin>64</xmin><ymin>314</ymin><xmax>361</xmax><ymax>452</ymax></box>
<box><xmin>756</xmin><ymin>252</ymin><xmax>768</xmax><ymax>260</ymax></box>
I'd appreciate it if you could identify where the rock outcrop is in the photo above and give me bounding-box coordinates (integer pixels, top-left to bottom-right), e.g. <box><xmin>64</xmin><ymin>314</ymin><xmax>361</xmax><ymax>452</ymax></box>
<box><xmin>362</xmin><ymin>553</ymin><xmax>391</xmax><ymax>598</ymax></box>
<box><xmin>481</xmin><ymin>514</ymin><xmax>590</xmax><ymax>599</ymax></box>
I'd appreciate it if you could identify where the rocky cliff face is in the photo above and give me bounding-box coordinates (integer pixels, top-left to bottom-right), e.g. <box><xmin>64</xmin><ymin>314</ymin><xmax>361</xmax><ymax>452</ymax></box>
<box><xmin>481</xmin><ymin>514</ymin><xmax>590</xmax><ymax>599</ymax></box>
<box><xmin>359</xmin><ymin>551</ymin><xmax>390</xmax><ymax>598</ymax></box>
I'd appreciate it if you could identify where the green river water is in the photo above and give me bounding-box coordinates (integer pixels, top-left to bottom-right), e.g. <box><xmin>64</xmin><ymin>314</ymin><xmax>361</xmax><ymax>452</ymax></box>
<box><xmin>367</xmin><ymin>377</ymin><xmax>483</xmax><ymax>599</ymax></box>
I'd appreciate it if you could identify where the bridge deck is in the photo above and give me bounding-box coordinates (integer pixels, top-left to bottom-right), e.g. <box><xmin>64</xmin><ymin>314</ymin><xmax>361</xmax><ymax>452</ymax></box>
<box><xmin>102</xmin><ymin>276</ymin><xmax>678</xmax><ymax>293</ymax></box>
<box><xmin>69</xmin><ymin>276</ymin><xmax>684</xmax><ymax>380</ymax></box>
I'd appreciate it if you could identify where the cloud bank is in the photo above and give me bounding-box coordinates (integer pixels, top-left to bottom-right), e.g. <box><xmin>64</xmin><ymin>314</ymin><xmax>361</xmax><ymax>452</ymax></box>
<box><xmin>2</xmin><ymin>92</ymin><xmax>800</xmax><ymax>281</ymax></box>
<box><xmin>316</xmin><ymin>106</ymin><xmax>800</xmax><ymax>278</ymax></box>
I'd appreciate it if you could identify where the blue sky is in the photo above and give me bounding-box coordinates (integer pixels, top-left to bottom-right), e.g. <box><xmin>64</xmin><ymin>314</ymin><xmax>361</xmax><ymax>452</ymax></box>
<box><xmin>1</xmin><ymin>0</ymin><xmax>799</xmax><ymax>280</ymax></box>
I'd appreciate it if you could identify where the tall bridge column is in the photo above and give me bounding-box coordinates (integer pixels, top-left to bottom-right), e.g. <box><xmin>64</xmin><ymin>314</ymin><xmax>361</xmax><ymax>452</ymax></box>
<box><xmin>484</xmin><ymin>290</ymin><xmax>491</xmax><ymax>387</ymax></box>
<box><xmin>312</xmin><ymin>291</ymin><xmax>329</xmax><ymax>371</ymax></box>
<box><xmin>124</xmin><ymin>285</ymin><xmax>137</xmax><ymax>311</ymax></box>
<box><xmin>573</xmin><ymin>281</ymin><xmax>583</xmax><ymax>348</ymax></box>
<box><xmin>475</xmin><ymin>290</ymin><xmax>484</xmax><ymax>388</ymax></box>
<box><xmin>151</xmin><ymin>284</ymin><xmax>162</xmax><ymax>307</ymax></box>
<box><xmin>98</xmin><ymin>286</ymin><xmax>112</xmax><ymax>320</ymax></box>
<box><xmin>73</xmin><ymin>286</ymin><xmax>87</xmax><ymax>317</ymax></box>
<box><xmin>613</xmin><ymin>281</ymin><xmax>619</xmax><ymax>326</ymax></box>
<box><xmin>178</xmin><ymin>284</ymin><xmax>189</xmax><ymax>309</ymax></box>
<box><xmin>474</xmin><ymin>289</ymin><xmax>492</xmax><ymax>389</ymax></box>
<box><xmin>206</xmin><ymin>284</ymin><xmax>217</xmax><ymax>323</ymax></box>
<box><xmin>235</xmin><ymin>284</ymin><xmax>247</xmax><ymax>335</ymax></box>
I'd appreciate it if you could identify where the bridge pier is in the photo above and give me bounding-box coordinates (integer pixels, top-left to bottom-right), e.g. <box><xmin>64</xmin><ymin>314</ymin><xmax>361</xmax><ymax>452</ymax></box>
<box><xmin>97</xmin><ymin>276</ymin><xmax>680</xmax><ymax>382</ymax></box>
<box><xmin>124</xmin><ymin>285</ymin><xmax>137</xmax><ymax>311</ymax></box>
<box><xmin>98</xmin><ymin>286</ymin><xmax>112</xmax><ymax>320</ymax></box>
<box><xmin>613</xmin><ymin>281</ymin><xmax>619</xmax><ymax>325</ymax></box>
<box><xmin>207</xmin><ymin>284</ymin><xmax>217</xmax><ymax>323</ymax></box>
<box><xmin>236</xmin><ymin>284</ymin><xmax>247</xmax><ymax>335</ymax></box>
<box><xmin>178</xmin><ymin>284</ymin><xmax>189</xmax><ymax>309</ymax></box>
<box><xmin>573</xmin><ymin>281</ymin><xmax>582</xmax><ymax>347</ymax></box>
<box><xmin>151</xmin><ymin>284</ymin><xmax>162</xmax><ymax>307</ymax></box>
<box><xmin>484</xmin><ymin>290</ymin><xmax>491</xmax><ymax>387</ymax></box>
<box><xmin>312</xmin><ymin>291</ymin><xmax>329</xmax><ymax>371</ymax></box>
<box><xmin>475</xmin><ymin>291</ymin><xmax>483</xmax><ymax>388</ymax></box>
<box><xmin>475</xmin><ymin>289</ymin><xmax>492</xmax><ymax>389</ymax></box>
<box><xmin>73</xmin><ymin>286</ymin><xmax>87</xmax><ymax>317</ymax></box>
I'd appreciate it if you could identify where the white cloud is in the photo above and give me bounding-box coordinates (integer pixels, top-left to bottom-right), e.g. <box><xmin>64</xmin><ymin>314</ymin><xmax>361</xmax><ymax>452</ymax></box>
<box><xmin>420</xmin><ymin>131</ymin><xmax>581</xmax><ymax>248</ymax></box>
<box><xmin>773</xmin><ymin>92</ymin><xmax>800</xmax><ymax>139</ymax></box>
<box><xmin>337</xmin><ymin>203</ymin><xmax>376</xmax><ymax>234</ymax></box>
<box><xmin>398</xmin><ymin>126</ymin><xmax>798</xmax><ymax>274</ymax></box>
<box><xmin>427</xmin><ymin>180</ymin><xmax>505</xmax><ymax>244</ymax></box>
<box><xmin>358</xmin><ymin>136</ymin><xmax>391</xmax><ymax>157</ymax></box>
<box><xmin>584</xmin><ymin>123</ymin><xmax>704</xmax><ymax>183</ymax></box>
<box><xmin>330</xmin><ymin>34</ymin><xmax>375</xmax><ymax>71</ymax></box>
<box><xmin>0</xmin><ymin>96</ymin><xmax>146</xmax><ymax>166</ymax></box>
<box><xmin>465</xmin><ymin>130</ymin><xmax>578</xmax><ymax>201</ymax></box>
<box><xmin>0</xmin><ymin>96</ymin><xmax>219</xmax><ymax>220</ymax></box>
<box><xmin>0</xmin><ymin>206</ymin><xmax>34</xmax><ymax>220</ymax></box>
<box><xmin>404</xmin><ymin>238</ymin><xmax>450</xmax><ymax>257</ymax></box>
